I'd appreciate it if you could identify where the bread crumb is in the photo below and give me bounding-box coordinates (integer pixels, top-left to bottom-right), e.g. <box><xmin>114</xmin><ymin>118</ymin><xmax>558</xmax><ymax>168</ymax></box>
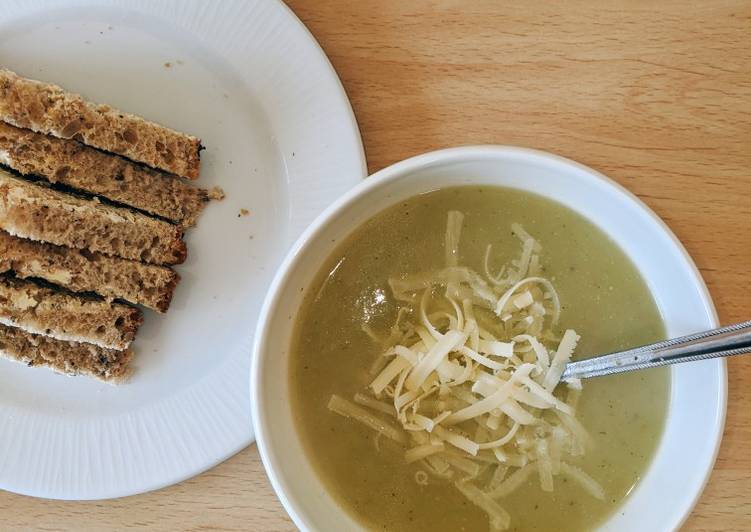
<box><xmin>208</xmin><ymin>186</ymin><xmax>225</xmax><ymax>201</ymax></box>
<box><xmin>164</xmin><ymin>62</ymin><xmax>172</xmax><ymax>69</ymax></box>
<box><xmin>238</xmin><ymin>208</ymin><xmax>250</xmax><ymax>217</ymax></box>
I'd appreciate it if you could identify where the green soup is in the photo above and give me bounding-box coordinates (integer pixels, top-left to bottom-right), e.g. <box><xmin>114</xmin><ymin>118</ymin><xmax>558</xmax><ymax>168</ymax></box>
<box><xmin>290</xmin><ymin>186</ymin><xmax>669</xmax><ymax>531</ymax></box>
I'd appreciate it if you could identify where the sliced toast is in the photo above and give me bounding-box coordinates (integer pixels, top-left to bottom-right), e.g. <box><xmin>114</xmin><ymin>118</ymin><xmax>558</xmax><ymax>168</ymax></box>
<box><xmin>0</xmin><ymin>275</ymin><xmax>142</xmax><ymax>350</ymax></box>
<box><xmin>0</xmin><ymin>231</ymin><xmax>180</xmax><ymax>313</ymax></box>
<box><xmin>0</xmin><ymin>122</ymin><xmax>210</xmax><ymax>226</ymax></box>
<box><xmin>0</xmin><ymin>170</ymin><xmax>187</xmax><ymax>265</ymax></box>
<box><xmin>0</xmin><ymin>322</ymin><xmax>133</xmax><ymax>384</ymax></box>
<box><xmin>0</xmin><ymin>69</ymin><xmax>201</xmax><ymax>179</ymax></box>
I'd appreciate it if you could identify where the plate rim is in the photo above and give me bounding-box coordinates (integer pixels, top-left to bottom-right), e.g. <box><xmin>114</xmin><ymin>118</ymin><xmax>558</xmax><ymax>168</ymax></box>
<box><xmin>0</xmin><ymin>0</ymin><xmax>366</xmax><ymax>500</ymax></box>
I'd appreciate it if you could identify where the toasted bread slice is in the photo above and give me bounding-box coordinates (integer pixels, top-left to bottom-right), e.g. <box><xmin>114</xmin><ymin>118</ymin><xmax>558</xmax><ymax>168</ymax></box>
<box><xmin>0</xmin><ymin>275</ymin><xmax>142</xmax><ymax>350</ymax></box>
<box><xmin>0</xmin><ymin>69</ymin><xmax>201</xmax><ymax>179</ymax></box>
<box><xmin>0</xmin><ymin>122</ymin><xmax>210</xmax><ymax>226</ymax></box>
<box><xmin>0</xmin><ymin>323</ymin><xmax>133</xmax><ymax>384</ymax></box>
<box><xmin>0</xmin><ymin>170</ymin><xmax>187</xmax><ymax>265</ymax></box>
<box><xmin>0</xmin><ymin>231</ymin><xmax>180</xmax><ymax>313</ymax></box>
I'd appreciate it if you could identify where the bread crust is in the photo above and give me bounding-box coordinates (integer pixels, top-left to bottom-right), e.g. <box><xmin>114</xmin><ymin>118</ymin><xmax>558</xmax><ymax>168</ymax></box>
<box><xmin>0</xmin><ymin>322</ymin><xmax>133</xmax><ymax>384</ymax></box>
<box><xmin>0</xmin><ymin>122</ymin><xmax>209</xmax><ymax>226</ymax></box>
<box><xmin>0</xmin><ymin>69</ymin><xmax>201</xmax><ymax>179</ymax></box>
<box><xmin>0</xmin><ymin>170</ymin><xmax>187</xmax><ymax>265</ymax></box>
<box><xmin>0</xmin><ymin>231</ymin><xmax>180</xmax><ymax>312</ymax></box>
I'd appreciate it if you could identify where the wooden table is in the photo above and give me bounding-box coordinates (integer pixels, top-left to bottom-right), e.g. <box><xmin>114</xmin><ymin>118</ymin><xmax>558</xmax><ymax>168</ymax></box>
<box><xmin>2</xmin><ymin>1</ymin><xmax>749</xmax><ymax>530</ymax></box>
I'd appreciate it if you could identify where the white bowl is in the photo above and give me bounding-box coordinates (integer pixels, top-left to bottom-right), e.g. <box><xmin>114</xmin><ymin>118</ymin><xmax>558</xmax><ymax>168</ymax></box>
<box><xmin>251</xmin><ymin>146</ymin><xmax>726</xmax><ymax>531</ymax></box>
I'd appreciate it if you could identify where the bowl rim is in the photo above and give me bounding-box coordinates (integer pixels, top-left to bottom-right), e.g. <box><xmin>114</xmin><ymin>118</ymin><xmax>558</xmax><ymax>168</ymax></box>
<box><xmin>251</xmin><ymin>145</ymin><xmax>727</xmax><ymax>532</ymax></box>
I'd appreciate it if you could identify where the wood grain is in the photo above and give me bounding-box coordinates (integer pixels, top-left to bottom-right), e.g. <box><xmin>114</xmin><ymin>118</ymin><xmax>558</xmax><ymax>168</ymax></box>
<box><xmin>1</xmin><ymin>1</ymin><xmax>749</xmax><ymax>530</ymax></box>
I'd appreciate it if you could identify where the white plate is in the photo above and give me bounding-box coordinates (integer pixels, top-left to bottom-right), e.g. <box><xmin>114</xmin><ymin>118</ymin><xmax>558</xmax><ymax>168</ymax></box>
<box><xmin>0</xmin><ymin>0</ymin><xmax>366</xmax><ymax>500</ymax></box>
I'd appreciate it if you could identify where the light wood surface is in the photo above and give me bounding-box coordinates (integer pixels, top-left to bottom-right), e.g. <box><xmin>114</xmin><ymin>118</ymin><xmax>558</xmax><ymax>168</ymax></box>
<box><xmin>2</xmin><ymin>1</ymin><xmax>749</xmax><ymax>530</ymax></box>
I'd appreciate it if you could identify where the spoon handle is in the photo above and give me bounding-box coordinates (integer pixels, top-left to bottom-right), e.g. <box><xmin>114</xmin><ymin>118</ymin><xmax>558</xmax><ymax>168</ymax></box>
<box><xmin>562</xmin><ymin>320</ymin><xmax>751</xmax><ymax>380</ymax></box>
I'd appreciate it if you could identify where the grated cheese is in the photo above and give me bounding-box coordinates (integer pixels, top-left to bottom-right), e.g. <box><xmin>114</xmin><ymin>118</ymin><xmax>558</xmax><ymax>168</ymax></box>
<box><xmin>327</xmin><ymin>212</ymin><xmax>599</xmax><ymax>531</ymax></box>
<box><xmin>405</xmin><ymin>443</ymin><xmax>445</xmax><ymax>463</ymax></box>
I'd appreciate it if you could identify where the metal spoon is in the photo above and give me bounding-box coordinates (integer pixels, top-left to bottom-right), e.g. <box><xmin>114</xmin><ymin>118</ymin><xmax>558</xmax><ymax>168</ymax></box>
<box><xmin>562</xmin><ymin>320</ymin><xmax>751</xmax><ymax>380</ymax></box>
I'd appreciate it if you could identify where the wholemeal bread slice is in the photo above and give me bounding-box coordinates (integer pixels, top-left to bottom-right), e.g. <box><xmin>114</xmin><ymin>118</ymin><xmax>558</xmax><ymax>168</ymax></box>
<box><xmin>0</xmin><ymin>69</ymin><xmax>201</xmax><ymax>179</ymax></box>
<box><xmin>0</xmin><ymin>231</ymin><xmax>179</xmax><ymax>313</ymax></box>
<box><xmin>0</xmin><ymin>323</ymin><xmax>133</xmax><ymax>384</ymax></box>
<box><xmin>0</xmin><ymin>275</ymin><xmax>142</xmax><ymax>350</ymax></box>
<box><xmin>0</xmin><ymin>122</ymin><xmax>210</xmax><ymax>226</ymax></box>
<box><xmin>0</xmin><ymin>170</ymin><xmax>187</xmax><ymax>265</ymax></box>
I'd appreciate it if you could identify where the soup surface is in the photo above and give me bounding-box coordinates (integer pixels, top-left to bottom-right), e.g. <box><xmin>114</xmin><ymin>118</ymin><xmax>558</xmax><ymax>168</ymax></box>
<box><xmin>290</xmin><ymin>186</ymin><xmax>669</xmax><ymax>531</ymax></box>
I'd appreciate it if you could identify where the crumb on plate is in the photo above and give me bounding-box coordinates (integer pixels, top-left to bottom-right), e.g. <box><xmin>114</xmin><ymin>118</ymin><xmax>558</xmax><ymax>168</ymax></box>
<box><xmin>208</xmin><ymin>186</ymin><xmax>225</xmax><ymax>201</ymax></box>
